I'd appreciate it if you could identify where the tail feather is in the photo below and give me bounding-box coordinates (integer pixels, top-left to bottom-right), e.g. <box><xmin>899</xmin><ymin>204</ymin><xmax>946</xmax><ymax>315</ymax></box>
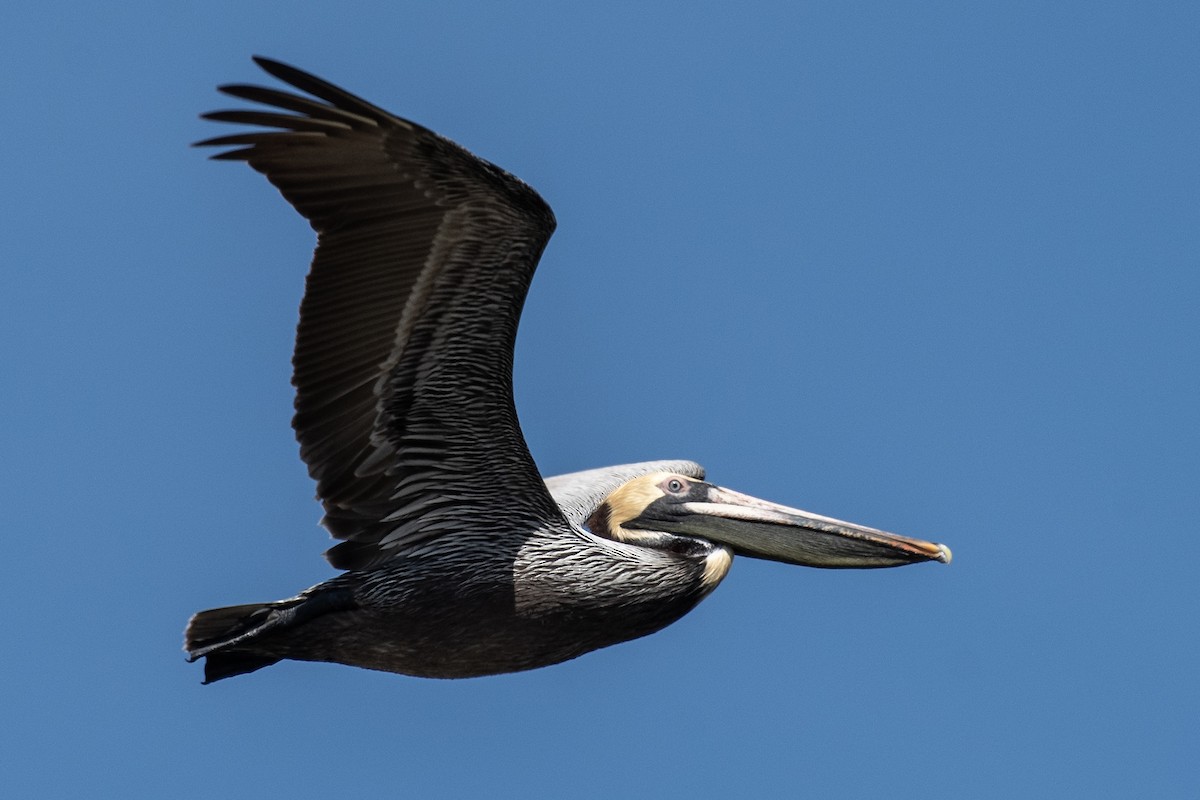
<box><xmin>185</xmin><ymin>602</ymin><xmax>282</xmax><ymax>684</ymax></box>
<box><xmin>184</xmin><ymin>588</ymin><xmax>357</xmax><ymax>683</ymax></box>
<box><xmin>185</xmin><ymin>603</ymin><xmax>273</xmax><ymax>651</ymax></box>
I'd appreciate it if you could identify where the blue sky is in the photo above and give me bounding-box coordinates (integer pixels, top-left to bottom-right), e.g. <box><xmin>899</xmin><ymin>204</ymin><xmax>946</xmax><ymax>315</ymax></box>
<box><xmin>3</xmin><ymin>2</ymin><xmax>1198</xmax><ymax>797</ymax></box>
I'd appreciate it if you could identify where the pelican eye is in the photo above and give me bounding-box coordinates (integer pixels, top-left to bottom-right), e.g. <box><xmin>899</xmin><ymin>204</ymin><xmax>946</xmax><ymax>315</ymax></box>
<box><xmin>664</xmin><ymin>477</ymin><xmax>688</xmax><ymax>495</ymax></box>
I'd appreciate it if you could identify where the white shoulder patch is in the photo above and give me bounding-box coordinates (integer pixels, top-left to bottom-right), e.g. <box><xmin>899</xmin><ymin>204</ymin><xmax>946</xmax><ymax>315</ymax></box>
<box><xmin>702</xmin><ymin>546</ymin><xmax>733</xmax><ymax>589</ymax></box>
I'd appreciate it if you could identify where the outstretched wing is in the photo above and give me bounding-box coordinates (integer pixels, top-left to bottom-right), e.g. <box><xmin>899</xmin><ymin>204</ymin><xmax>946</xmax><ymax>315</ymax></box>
<box><xmin>199</xmin><ymin>58</ymin><xmax>562</xmax><ymax>571</ymax></box>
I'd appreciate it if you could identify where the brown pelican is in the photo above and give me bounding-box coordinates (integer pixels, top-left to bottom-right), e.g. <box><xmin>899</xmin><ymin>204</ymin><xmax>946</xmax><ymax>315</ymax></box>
<box><xmin>185</xmin><ymin>58</ymin><xmax>951</xmax><ymax>684</ymax></box>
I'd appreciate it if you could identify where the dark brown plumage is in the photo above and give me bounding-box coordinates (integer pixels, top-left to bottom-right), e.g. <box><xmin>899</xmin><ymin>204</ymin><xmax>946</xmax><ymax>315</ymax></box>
<box><xmin>200</xmin><ymin>59</ymin><xmax>559</xmax><ymax>571</ymax></box>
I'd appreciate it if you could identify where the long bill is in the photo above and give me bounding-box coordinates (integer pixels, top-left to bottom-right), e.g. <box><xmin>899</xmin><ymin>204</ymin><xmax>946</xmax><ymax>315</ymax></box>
<box><xmin>634</xmin><ymin>484</ymin><xmax>952</xmax><ymax>569</ymax></box>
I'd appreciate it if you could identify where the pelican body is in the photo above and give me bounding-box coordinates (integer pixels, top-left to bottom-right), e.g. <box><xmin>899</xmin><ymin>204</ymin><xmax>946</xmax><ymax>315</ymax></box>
<box><xmin>185</xmin><ymin>59</ymin><xmax>950</xmax><ymax>683</ymax></box>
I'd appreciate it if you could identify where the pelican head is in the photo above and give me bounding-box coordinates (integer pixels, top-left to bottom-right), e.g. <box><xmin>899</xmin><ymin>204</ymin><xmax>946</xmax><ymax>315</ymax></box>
<box><xmin>588</xmin><ymin>472</ymin><xmax>951</xmax><ymax>569</ymax></box>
